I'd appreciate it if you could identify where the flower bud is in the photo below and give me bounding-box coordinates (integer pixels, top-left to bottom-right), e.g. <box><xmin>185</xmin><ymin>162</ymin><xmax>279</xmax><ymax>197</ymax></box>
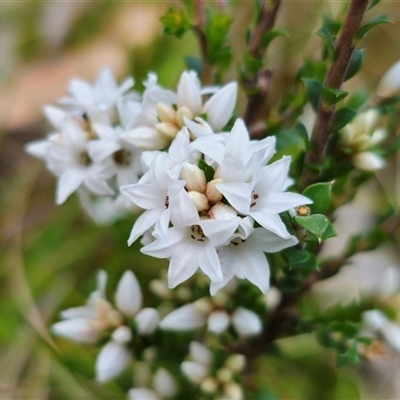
<box><xmin>217</xmin><ymin>367</ymin><xmax>233</xmax><ymax>382</ymax></box>
<box><xmin>223</xmin><ymin>381</ymin><xmax>244</xmax><ymax>400</ymax></box>
<box><xmin>149</xmin><ymin>279</ymin><xmax>173</xmax><ymax>299</ymax></box>
<box><xmin>112</xmin><ymin>325</ymin><xmax>132</xmax><ymax>344</ymax></box>
<box><xmin>194</xmin><ymin>297</ymin><xmax>214</xmax><ymax>314</ymax></box>
<box><xmin>176</xmin><ymin>106</ymin><xmax>194</xmax><ymax>128</ymax></box>
<box><xmin>378</xmin><ymin>60</ymin><xmax>400</xmax><ymax>98</ymax></box>
<box><xmin>155</xmin><ymin>122</ymin><xmax>180</xmax><ymax>140</ymax></box>
<box><xmin>181</xmin><ymin>163</ymin><xmax>207</xmax><ymax>192</ymax></box>
<box><xmin>106</xmin><ymin>309</ymin><xmax>124</xmax><ymax>328</ymax></box>
<box><xmin>208</xmin><ymin>203</ymin><xmax>237</xmax><ymax>220</ymax></box>
<box><xmin>188</xmin><ymin>191</ymin><xmax>209</xmax><ymax>212</ymax></box>
<box><xmin>201</xmin><ymin>377</ymin><xmax>219</xmax><ymax>393</ymax></box>
<box><xmin>206</xmin><ymin>179</ymin><xmax>224</xmax><ymax>204</ymax></box>
<box><xmin>156</xmin><ymin>102</ymin><xmax>176</xmax><ymax>124</ymax></box>
<box><xmin>225</xmin><ymin>354</ymin><xmax>246</xmax><ymax>373</ymax></box>
<box><xmin>181</xmin><ymin>361</ymin><xmax>208</xmax><ymax>384</ymax></box>
<box><xmin>353</xmin><ymin>151</ymin><xmax>385</xmax><ymax>171</ymax></box>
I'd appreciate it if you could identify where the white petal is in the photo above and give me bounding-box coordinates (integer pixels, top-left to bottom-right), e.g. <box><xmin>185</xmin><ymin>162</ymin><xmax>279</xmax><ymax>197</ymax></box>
<box><xmin>60</xmin><ymin>306</ymin><xmax>97</xmax><ymax>320</ymax></box>
<box><xmin>127</xmin><ymin>208</ymin><xmax>163</xmax><ymax>245</ymax></box>
<box><xmin>378</xmin><ymin>60</ymin><xmax>400</xmax><ymax>97</ymax></box>
<box><xmin>203</xmin><ymin>82</ymin><xmax>237</xmax><ymax>131</ymax></box>
<box><xmin>249</xmin><ymin>227</ymin><xmax>298</xmax><ymax>253</ymax></box>
<box><xmin>135</xmin><ymin>308</ymin><xmax>159</xmax><ymax>335</ymax></box>
<box><xmin>160</xmin><ymin>304</ymin><xmax>206</xmax><ymax>331</ymax></box>
<box><xmin>51</xmin><ymin>318</ymin><xmax>101</xmax><ymax>343</ymax></box>
<box><xmin>43</xmin><ymin>105</ymin><xmax>69</xmax><ymax>130</ymax></box>
<box><xmin>259</xmin><ymin>192</ymin><xmax>312</xmax><ymax>213</ymax></box>
<box><xmin>231</xmin><ymin>307</ymin><xmax>262</xmax><ymax>336</ymax></box>
<box><xmin>181</xmin><ymin>361</ymin><xmax>209</xmax><ymax>384</ymax></box>
<box><xmin>96</xmin><ymin>341</ymin><xmax>131</xmax><ymax>383</ymax></box>
<box><xmin>216</xmin><ymin>182</ymin><xmax>252</xmax><ymax>215</ymax></box>
<box><xmin>115</xmin><ymin>270</ymin><xmax>142</xmax><ymax>317</ymax></box>
<box><xmin>257</xmin><ymin>156</ymin><xmax>291</xmax><ymax>195</ymax></box>
<box><xmin>353</xmin><ymin>151</ymin><xmax>386</xmax><ymax>171</ymax></box>
<box><xmin>69</xmin><ymin>78</ymin><xmax>94</xmax><ymax>108</ymax></box>
<box><xmin>207</xmin><ymin>310</ymin><xmax>230</xmax><ymax>334</ymax></box>
<box><xmin>224</xmin><ymin>118</ymin><xmax>249</xmax><ymax>159</ymax></box>
<box><xmin>200</xmin><ymin>217</ymin><xmax>239</xmax><ymax>247</ymax></box>
<box><xmin>87</xmin><ymin>140</ymin><xmax>120</xmax><ymax>161</ymax></box>
<box><xmin>190</xmin><ymin>341</ymin><xmax>212</xmax><ymax>365</ymax></box>
<box><xmin>111</xmin><ymin>326</ymin><xmax>132</xmax><ymax>344</ymax></box>
<box><xmin>198</xmin><ymin>241</ymin><xmax>223</xmax><ymax>283</ymax></box>
<box><xmin>170</xmin><ymin>189</ymin><xmax>200</xmax><ymax>228</ymax></box>
<box><xmin>177</xmin><ymin>71</ymin><xmax>202</xmax><ymax>115</ymax></box>
<box><xmin>153</xmin><ymin>368</ymin><xmax>177</xmax><ymax>397</ymax></box>
<box><xmin>168</xmin><ymin>241</ymin><xmax>201</xmax><ymax>287</ymax></box>
<box><xmin>56</xmin><ymin>169</ymin><xmax>85</xmax><ymax>204</ymax></box>
<box><xmin>382</xmin><ymin>322</ymin><xmax>400</xmax><ymax>351</ymax></box>
<box><xmin>25</xmin><ymin>139</ymin><xmax>51</xmax><ymax>160</ymax></box>
<box><xmin>250</xmin><ymin>208</ymin><xmax>291</xmax><ymax>238</ymax></box>
<box><xmin>362</xmin><ymin>310</ymin><xmax>387</xmax><ymax>331</ymax></box>
<box><xmin>121</xmin><ymin>127</ymin><xmax>169</xmax><ymax>150</ymax></box>
<box><xmin>128</xmin><ymin>388</ymin><xmax>159</xmax><ymax>400</ymax></box>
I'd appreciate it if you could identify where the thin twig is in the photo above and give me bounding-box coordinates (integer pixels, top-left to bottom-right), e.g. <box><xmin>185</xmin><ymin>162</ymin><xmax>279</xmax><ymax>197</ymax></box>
<box><xmin>243</xmin><ymin>0</ymin><xmax>282</xmax><ymax>137</ymax></box>
<box><xmin>304</xmin><ymin>0</ymin><xmax>369</xmax><ymax>186</ymax></box>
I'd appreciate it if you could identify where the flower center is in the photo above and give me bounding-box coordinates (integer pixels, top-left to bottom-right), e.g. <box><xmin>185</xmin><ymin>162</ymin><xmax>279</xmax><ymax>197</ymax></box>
<box><xmin>250</xmin><ymin>192</ymin><xmax>259</xmax><ymax>208</ymax></box>
<box><xmin>190</xmin><ymin>225</ymin><xmax>206</xmax><ymax>242</ymax></box>
<box><xmin>164</xmin><ymin>195</ymin><xmax>169</xmax><ymax>209</ymax></box>
<box><xmin>80</xmin><ymin>151</ymin><xmax>92</xmax><ymax>166</ymax></box>
<box><xmin>113</xmin><ymin>149</ymin><xmax>131</xmax><ymax>166</ymax></box>
<box><xmin>231</xmin><ymin>238</ymin><xmax>246</xmax><ymax>247</ymax></box>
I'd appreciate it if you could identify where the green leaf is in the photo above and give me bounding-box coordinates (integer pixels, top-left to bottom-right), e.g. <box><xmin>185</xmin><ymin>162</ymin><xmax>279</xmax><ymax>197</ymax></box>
<box><xmin>185</xmin><ymin>57</ymin><xmax>203</xmax><ymax>75</ymax></box>
<box><xmin>344</xmin><ymin>49</ymin><xmax>364</xmax><ymax>81</ymax></box>
<box><xmin>321</xmin><ymin>221</ymin><xmax>337</xmax><ymax>241</ymax></box>
<box><xmin>295</xmin><ymin>214</ymin><xmax>330</xmax><ymax>237</ymax></box>
<box><xmin>160</xmin><ymin>7</ymin><xmax>191</xmax><ymax>38</ymax></box>
<box><xmin>317</xmin><ymin>27</ymin><xmax>335</xmax><ymax>60</ymax></box>
<box><xmin>368</xmin><ymin>0</ymin><xmax>381</xmax><ymax>10</ymax></box>
<box><xmin>304</xmin><ymin>79</ymin><xmax>322</xmax><ymax>111</ymax></box>
<box><xmin>355</xmin><ymin>14</ymin><xmax>393</xmax><ymax>40</ymax></box>
<box><xmin>198</xmin><ymin>159</ymin><xmax>215</xmax><ymax>182</ymax></box>
<box><xmin>302</xmin><ymin>182</ymin><xmax>332</xmax><ymax>214</ymax></box>
<box><xmin>260</xmin><ymin>29</ymin><xmax>288</xmax><ymax>50</ymax></box>
<box><xmin>331</xmin><ymin>107</ymin><xmax>357</xmax><ymax>132</ymax></box>
<box><xmin>243</xmin><ymin>53</ymin><xmax>263</xmax><ymax>75</ymax></box>
<box><xmin>321</xmin><ymin>86</ymin><xmax>348</xmax><ymax>105</ymax></box>
<box><xmin>346</xmin><ymin>89</ymin><xmax>368</xmax><ymax>110</ymax></box>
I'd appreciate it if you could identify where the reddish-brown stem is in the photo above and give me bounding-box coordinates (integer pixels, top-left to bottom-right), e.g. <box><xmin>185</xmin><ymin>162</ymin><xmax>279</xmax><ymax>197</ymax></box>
<box><xmin>304</xmin><ymin>0</ymin><xmax>369</xmax><ymax>185</ymax></box>
<box><xmin>244</xmin><ymin>0</ymin><xmax>282</xmax><ymax>137</ymax></box>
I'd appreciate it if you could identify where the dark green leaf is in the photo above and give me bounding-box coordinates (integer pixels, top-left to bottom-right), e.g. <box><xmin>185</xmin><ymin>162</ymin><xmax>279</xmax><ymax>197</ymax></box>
<box><xmin>160</xmin><ymin>7</ymin><xmax>191</xmax><ymax>38</ymax></box>
<box><xmin>344</xmin><ymin>49</ymin><xmax>364</xmax><ymax>81</ymax></box>
<box><xmin>198</xmin><ymin>159</ymin><xmax>215</xmax><ymax>182</ymax></box>
<box><xmin>302</xmin><ymin>182</ymin><xmax>332</xmax><ymax>214</ymax></box>
<box><xmin>368</xmin><ymin>0</ymin><xmax>381</xmax><ymax>11</ymax></box>
<box><xmin>321</xmin><ymin>221</ymin><xmax>337</xmax><ymax>241</ymax></box>
<box><xmin>243</xmin><ymin>53</ymin><xmax>263</xmax><ymax>75</ymax></box>
<box><xmin>322</xmin><ymin>14</ymin><xmax>341</xmax><ymax>36</ymax></box>
<box><xmin>321</xmin><ymin>86</ymin><xmax>348</xmax><ymax>105</ymax></box>
<box><xmin>331</xmin><ymin>107</ymin><xmax>357</xmax><ymax>132</ymax></box>
<box><xmin>355</xmin><ymin>15</ymin><xmax>393</xmax><ymax>41</ymax></box>
<box><xmin>260</xmin><ymin>29</ymin><xmax>288</xmax><ymax>50</ymax></box>
<box><xmin>295</xmin><ymin>214</ymin><xmax>330</xmax><ymax>237</ymax></box>
<box><xmin>346</xmin><ymin>89</ymin><xmax>368</xmax><ymax>110</ymax></box>
<box><xmin>184</xmin><ymin>57</ymin><xmax>203</xmax><ymax>75</ymax></box>
<box><xmin>304</xmin><ymin>79</ymin><xmax>322</xmax><ymax>111</ymax></box>
<box><xmin>317</xmin><ymin>27</ymin><xmax>335</xmax><ymax>60</ymax></box>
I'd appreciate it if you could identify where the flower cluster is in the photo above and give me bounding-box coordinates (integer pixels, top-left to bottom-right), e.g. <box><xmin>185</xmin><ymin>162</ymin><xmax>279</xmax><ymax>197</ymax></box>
<box><xmin>52</xmin><ymin>270</ymin><xmax>159</xmax><ymax>382</ymax></box>
<box><xmin>122</xmin><ymin>118</ymin><xmax>311</xmax><ymax>294</ymax></box>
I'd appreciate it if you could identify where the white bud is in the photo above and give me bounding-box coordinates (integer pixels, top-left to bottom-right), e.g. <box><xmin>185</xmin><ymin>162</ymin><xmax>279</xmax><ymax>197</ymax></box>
<box><xmin>149</xmin><ymin>279</ymin><xmax>173</xmax><ymax>299</ymax></box>
<box><xmin>223</xmin><ymin>381</ymin><xmax>244</xmax><ymax>400</ymax></box>
<box><xmin>225</xmin><ymin>354</ymin><xmax>246</xmax><ymax>373</ymax></box>
<box><xmin>206</xmin><ymin>179</ymin><xmax>224</xmax><ymax>204</ymax></box>
<box><xmin>264</xmin><ymin>286</ymin><xmax>282</xmax><ymax>312</ymax></box>
<box><xmin>353</xmin><ymin>151</ymin><xmax>385</xmax><ymax>171</ymax></box>
<box><xmin>135</xmin><ymin>308</ymin><xmax>159</xmax><ymax>335</ymax></box>
<box><xmin>111</xmin><ymin>325</ymin><xmax>132</xmax><ymax>344</ymax></box>
<box><xmin>208</xmin><ymin>310</ymin><xmax>230</xmax><ymax>334</ymax></box>
<box><xmin>155</xmin><ymin>122</ymin><xmax>179</xmax><ymax>140</ymax></box>
<box><xmin>200</xmin><ymin>377</ymin><xmax>219</xmax><ymax>393</ymax></box>
<box><xmin>176</xmin><ymin>106</ymin><xmax>194</xmax><ymax>128</ymax></box>
<box><xmin>208</xmin><ymin>202</ymin><xmax>237</xmax><ymax>220</ymax></box>
<box><xmin>181</xmin><ymin>163</ymin><xmax>207</xmax><ymax>192</ymax></box>
<box><xmin>189</xmin><ymin>191</ymin><xmax>209</xmax><ymax>211</ymax></box>
<box><xmin>216</xmin><ymin>367</ymin><xmax>233</xmax><ymax>382</ymax></box>
<box><xmin>153</xmin><ymin>368</ymin><xmax>177</xmax><ymax>397</ymax></box>
<box><xmin>193</xmin><ymin>298</ymin><xmax>214</xmax><ymax>314</ymax></box>
<box><xmin>156</xmin><ymin>103</ymin><xmax>177</xmax><ymax>124</ymax></box>
<box><xmin>181</xmin><ymin>361</ymin><xmax>209</xmax><ymax>384</ymax></box>
<box><xmin>378</xmin><ymin>60</ymin><xmax>400</xmax><ymax>98</ymax></box>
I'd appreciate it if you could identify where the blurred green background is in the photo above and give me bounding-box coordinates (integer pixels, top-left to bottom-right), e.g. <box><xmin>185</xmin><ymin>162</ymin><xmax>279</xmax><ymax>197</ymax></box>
<box><xmin>1</xmin><ymin>1</ymin><xmax>400</xmax><ymax>399</ymax></box>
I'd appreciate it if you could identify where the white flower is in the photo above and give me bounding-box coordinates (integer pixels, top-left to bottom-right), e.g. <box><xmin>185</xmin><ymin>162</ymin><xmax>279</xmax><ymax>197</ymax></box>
<box><xmin>362</xmin><ymin>310</ymin><xmax>400</xmax><ymax>351</ymax></box>
<box><xmin>121</xmin><ymin>71</ymin><xmax>237</xmax><ymax>150</ymax></box>
<box><xmin>378</xmin><ymin>60</ymin><xmax>400</xmax><ymax>98</ymax></box>
<box><xmin>181</xmin><ymin>341</ymin><xmax>212</xmax><ymax>384</ymax></box>
<box><xmin>52</xmin><ymin>270</ymin><xmax>159</xmax><ymax>382</ymax></box>
<box><xmin>129</xmin><ymin>368</ymin><xmax>177</xmax><ymax>400</ymax></box>
<box><xmin>60</xmin><ymin>66</ymin><xmax>134</xmax><ymax>125</ymax></box>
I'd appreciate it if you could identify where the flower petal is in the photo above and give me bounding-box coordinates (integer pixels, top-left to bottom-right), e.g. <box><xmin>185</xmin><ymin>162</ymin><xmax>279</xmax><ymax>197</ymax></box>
<box><xmin>231</xmin><ymin>307</ymin><xmax>262</xmax><ymax>336</ymax></box>
<box><xmin>115</xmin><ymin>270</ymin><xmax>142</xmax><ymax>317</ymax></box>
<box><xmin>160</xmin><ymin>304</ymin><xmax>206</xmax><ymax>331</ymax></box>
<box><xmin>207</xmin><ymin>310</ymin><xmax>230</xmax><ymax>334</ymax></box>
<box><xmin>153</xmin><ymin>368</ymin><xmax>177</xmax><ymax>397</ymax></box>
<box><xmin>135</xmin><ymin>308</ymin><xmax>159</xmax><ymax>335</ymax></box>
<box><xmin>51</xmin><ymin>318</ymin><xmax>101</xmax><ymax>343</ymax></box>
<box><xmin>96</xmin><ymin>341</ymin><xmax>131</xmax><ymax>383</ymax></box>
